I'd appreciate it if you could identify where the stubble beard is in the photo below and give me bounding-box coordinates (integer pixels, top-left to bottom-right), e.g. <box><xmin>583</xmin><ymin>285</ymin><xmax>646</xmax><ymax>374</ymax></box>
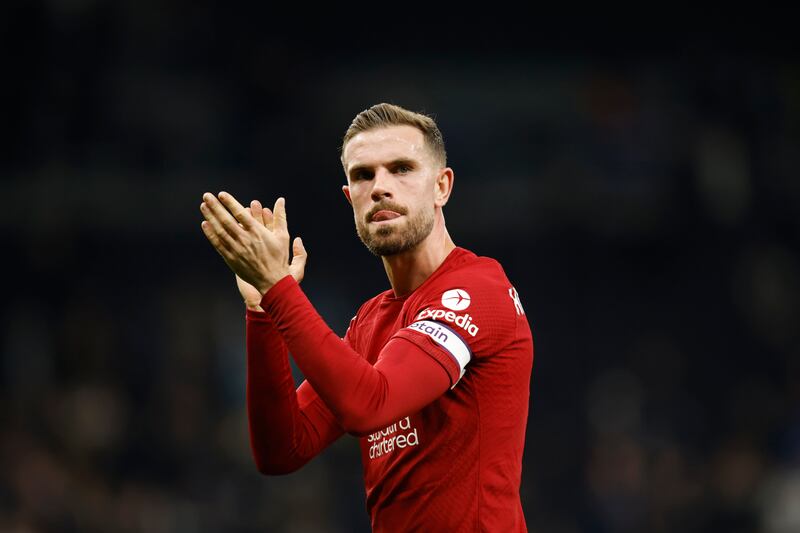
<box><xmin>356</xmin><ymin>205</ymin><xmax>435</xmax><ymax>257</ymax></box>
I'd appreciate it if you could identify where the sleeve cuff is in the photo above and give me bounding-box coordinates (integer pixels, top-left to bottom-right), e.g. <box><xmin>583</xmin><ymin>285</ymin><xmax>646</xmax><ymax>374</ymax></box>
<box><xmin>245</xmin><ymin>307</ymin><xmax>272</xmax><ymax>323</ymax></box>
<box><xmin>259</xmin><ymin>274</ymin><xmax>298</xmax><ymax>311</ymax></box>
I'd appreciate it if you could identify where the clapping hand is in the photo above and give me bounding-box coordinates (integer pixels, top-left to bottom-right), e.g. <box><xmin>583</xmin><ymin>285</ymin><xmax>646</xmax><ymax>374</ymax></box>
<box><xmin>200</xmin><ymin>192</ymin><xmax>307</xmax><ymax>309</ymax></box>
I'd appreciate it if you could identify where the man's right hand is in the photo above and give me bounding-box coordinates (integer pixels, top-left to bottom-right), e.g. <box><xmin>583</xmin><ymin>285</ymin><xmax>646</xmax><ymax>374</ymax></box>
<box><xmin>238</xmin><ymin>199</ymin><xmax>307</xmax><ymax>311</ymax></box>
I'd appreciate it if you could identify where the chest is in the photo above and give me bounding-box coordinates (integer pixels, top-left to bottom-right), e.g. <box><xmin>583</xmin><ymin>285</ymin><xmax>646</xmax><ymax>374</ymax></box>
<box><xmin>354</xmin><ymin>298</ymin><xmax>420</xmax><ymax>364</ymax></box>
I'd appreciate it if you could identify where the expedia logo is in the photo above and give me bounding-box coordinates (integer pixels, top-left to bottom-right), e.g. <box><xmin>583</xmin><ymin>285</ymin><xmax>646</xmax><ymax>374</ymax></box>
<box><xmin>416</xmin><ymin>308</ymin><xmax>479</xmax><ymax>337</ymax></box>
<box><xmin>441</xmin><ymin>289</ymin><xmax>471</xmax><ymax>311</ymax></box>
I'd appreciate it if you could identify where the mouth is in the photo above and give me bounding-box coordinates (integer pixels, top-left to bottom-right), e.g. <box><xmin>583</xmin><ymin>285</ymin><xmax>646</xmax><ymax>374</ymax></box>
<box><xmin>370</xmin><ymin>210</ymin><xmax>403</xmax><ymax>223</ymax></box>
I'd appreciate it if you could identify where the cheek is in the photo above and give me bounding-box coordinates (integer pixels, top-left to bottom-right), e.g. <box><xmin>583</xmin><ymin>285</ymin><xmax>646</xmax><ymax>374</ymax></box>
<box><xmin>414</xmin><ymin>185</ymin><xmax>436</xmax><ymax>206</ymax></box>
<box><xmin>352</xmin><ymin>197</ymin><xmax>370</xmax><ymax>222</ymax></box>
<box><xmin>350</xmin><ymin>184</ymin><xmax>371</xmax><ymax>203</ymax></box>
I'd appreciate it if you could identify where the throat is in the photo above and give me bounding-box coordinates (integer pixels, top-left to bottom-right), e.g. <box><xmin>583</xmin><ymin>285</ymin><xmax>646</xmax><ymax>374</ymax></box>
<box><xmin>382</xmin><ymin>238</ymin><xmax>456</xmax><ymax>297</ymax></box>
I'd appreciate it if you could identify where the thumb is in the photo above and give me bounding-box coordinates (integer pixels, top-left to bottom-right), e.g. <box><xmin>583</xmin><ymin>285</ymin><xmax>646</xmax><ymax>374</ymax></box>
<box><xmin>292</xmin><ymin>236</ymin><xmax>307</xmax><ymax>262</ymax></box>
<box><xmin>289</xmin><ymin>236</ymin><xmax>307</xmax><ymax>282</ymax></box>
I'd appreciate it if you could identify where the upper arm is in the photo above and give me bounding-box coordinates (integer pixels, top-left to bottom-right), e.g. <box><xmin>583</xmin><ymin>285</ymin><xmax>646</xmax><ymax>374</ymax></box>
<box><xmin>373</xmin><ymin>335</ymin><xmax>452</xmax><ymax>407</ymax></box>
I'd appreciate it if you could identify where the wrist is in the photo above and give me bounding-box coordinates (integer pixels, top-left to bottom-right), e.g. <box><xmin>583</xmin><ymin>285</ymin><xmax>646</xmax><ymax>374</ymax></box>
<box><xmin>259</xmin><ymin>274</ymin><xmax>297</xmax><ymax>309</ymax></box>
<box><xmin>256</xmin><ymin>281</ymin><xmax>275</xmax><ymax>298</ymax></box>
<box><xmin>256</xmin><ymin>270</ymin><xmax>292</xmax><ymax>298</ymax></box>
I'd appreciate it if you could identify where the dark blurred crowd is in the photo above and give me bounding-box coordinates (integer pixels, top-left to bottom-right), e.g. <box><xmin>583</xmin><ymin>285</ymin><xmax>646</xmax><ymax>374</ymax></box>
<box><xmin>2</xmin><ymin>3</ymin><xmax>799</xmax><ymax>532</ymax></box>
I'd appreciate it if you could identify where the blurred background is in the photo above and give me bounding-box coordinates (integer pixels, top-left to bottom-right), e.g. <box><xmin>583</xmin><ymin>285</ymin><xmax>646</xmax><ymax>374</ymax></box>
<box><xmin>2</xmin><ymin>4</ymin><xmax>799</xmax><ymax>532</ymax></box>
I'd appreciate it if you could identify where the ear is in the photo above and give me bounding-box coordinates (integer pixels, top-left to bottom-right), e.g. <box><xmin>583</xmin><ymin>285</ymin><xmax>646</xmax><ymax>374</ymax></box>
<box><xmin>433</xmin><ymin>168</ymin><xmax>454</xmax><ymax>208</ymax></box>
<box><xmin>342</xmin><ymin>184</ymin><xmax>352</xmax><ymax>206</ymax></box>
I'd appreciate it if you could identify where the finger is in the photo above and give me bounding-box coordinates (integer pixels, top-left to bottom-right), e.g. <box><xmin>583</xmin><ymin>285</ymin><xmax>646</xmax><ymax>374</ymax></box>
<box><xmin>202</xmin><ymin>221</ymin><xmax>246</xmax><ymax>278</ymax></box>
<box><xmin>273</xmin><ymin>197</ymin><xmax>287</xmax><ymax>234</ymax></box>
<box><xmin>242</xmin><ymin>207</ymin><xmax>267</xmax><ymax>234</ymax></box>
<box><xmin>201</xmin><ymin>201</ymin><xmax>241</xmax><ymax>241</ymax></box>
<box><xmin>217</xmin><ymin>191</ymin><xmax>255</xmax><ymax>230</ymax></box>
<box><xmin>262</xmin><ymin>207</ymin><xmax>274</xmax><ymax>231</ymax></box>
<box><xmin>202</xmin><ymin>192</ymin><xmax>246</xmax><ymax>238</ymax></box>
<box><xmin>251</xmin><ymin>200</ymin><xmax>263</xmax><ymax>227</ymax></box>
<box><xmin>199</xmin><ymin>206</ymin><xmax>235</xmax><ymax>251</ymax></box>
<box><xmin>200</xmin><ymin>220</ymin><xmax>235</xmax><ymax>256</ymax></box>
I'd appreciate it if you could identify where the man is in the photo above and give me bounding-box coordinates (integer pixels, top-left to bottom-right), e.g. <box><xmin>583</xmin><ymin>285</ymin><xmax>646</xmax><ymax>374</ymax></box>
<box><xmin>199</xmin><ymin>103</ymin><xmax>534</xmax><ymax>531</ymax></box>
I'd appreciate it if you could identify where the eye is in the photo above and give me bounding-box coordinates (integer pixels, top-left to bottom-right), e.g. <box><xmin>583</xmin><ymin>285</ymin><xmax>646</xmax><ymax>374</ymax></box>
<box><xmin>352</xmin><ymin>170</ymin><xmax>373</xmax><ymax>181</ymax></box>
<box><xmin>395</xmin><ymin>165</ymin><xmax>412</xmax><ymax>174</ymax></box>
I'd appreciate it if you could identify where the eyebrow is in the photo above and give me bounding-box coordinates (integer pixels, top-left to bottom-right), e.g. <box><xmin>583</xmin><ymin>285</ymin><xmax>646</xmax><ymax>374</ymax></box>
<box><xmin>347</xmin><ymin>158</ymin><xmax>418</xmax><ymax>178</ymax></box>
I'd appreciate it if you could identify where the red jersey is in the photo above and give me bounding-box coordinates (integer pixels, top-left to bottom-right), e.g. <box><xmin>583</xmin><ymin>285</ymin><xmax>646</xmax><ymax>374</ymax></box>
<box><xmin>345</xmin><ymin>246</ymin><xmax>533</xmax><ymax>531</ymax></box>
<box><xmin>245</xmin><ymin>246</ymin><xmax>534</xmax><ymax>531</ymax></box>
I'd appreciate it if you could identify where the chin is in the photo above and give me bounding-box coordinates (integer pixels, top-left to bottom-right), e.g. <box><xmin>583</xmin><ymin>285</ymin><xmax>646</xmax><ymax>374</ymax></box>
<box><xmin>361</xmin><ymin>233</ymin><xmax>405</xmax><ymax>257</ymax></box>
<box><xmin>356</xmin><ymin>214</ymin><xmax>432</xmax><ymax>257</ymax></box>
<box><xmin>375</xmin><ymin>225</ymin><xmax>397</xmax><ymax>238</ymax></box>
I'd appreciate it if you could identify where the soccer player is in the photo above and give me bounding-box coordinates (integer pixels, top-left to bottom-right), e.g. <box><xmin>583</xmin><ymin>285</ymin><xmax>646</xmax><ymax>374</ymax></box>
<box><xmin>199</xmin><ymin>103</ymin><xmax>534</xmax><ymax>531</ymax></box>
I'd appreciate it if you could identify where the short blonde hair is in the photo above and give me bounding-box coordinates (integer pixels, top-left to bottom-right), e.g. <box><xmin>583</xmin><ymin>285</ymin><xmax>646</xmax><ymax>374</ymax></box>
<box><xmin>340</xmin><ymin>103</ymin><xmax>447</xmax><ymax>168</ymax></box>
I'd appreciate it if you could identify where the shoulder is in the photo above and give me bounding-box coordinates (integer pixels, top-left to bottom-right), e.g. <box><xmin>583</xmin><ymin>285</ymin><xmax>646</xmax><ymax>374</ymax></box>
<box><xmin>426</xmin><ymin>248</ymin><xmax>515</xmax><ymax>302</ymax></box>
<box><xmin>408</xmin><ymin>249</ymin><xmax>522</xmax><ymax>353</ymax></box>
<box><xmin>451</xmin><ymin>250</ymin><xmax>511</xmax><ymax>287</ymax></box>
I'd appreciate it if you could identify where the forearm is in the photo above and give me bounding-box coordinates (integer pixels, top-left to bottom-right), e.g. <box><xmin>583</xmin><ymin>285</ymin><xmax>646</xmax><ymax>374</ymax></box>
<box><xmin>260</xmin><ymin>276</ymin><xmax>450</xmax><ymax>434</ymax></box>
<box><xmin>246</xmin><ymin>309</ymin><xmax>328</xmax><ymax>474</ymax></box>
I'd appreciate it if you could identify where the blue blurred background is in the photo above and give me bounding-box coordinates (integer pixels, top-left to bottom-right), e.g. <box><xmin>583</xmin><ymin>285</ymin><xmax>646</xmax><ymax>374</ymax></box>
<box><xmin>2</xmin><ymin>5</ymin><xmax>799</xmax><ymax>532</ymax></box>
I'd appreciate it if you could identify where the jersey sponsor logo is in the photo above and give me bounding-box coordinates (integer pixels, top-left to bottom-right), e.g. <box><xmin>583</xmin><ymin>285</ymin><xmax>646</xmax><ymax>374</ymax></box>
<box><xmin>508</xmin><ymin>286</ymin><xmax>525</xmax><ymax>315</ymax></box>
<box><xmin>441</xmin><ymin>288</ymin><xmax>471</xmax><ymax>311</ymax></box>
<box><xmin>367</xmin><ymin>416</ymin><xmax>419</xmax><ymax>459</ymax></box>
<box><xmin>416</xmin><ymin>307</ymin><xmax>479</xmax><ymax>337</ymax></box>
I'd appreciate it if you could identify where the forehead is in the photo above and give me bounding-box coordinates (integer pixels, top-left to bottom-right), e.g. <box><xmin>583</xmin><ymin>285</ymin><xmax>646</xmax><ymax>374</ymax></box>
<box><xmin>343</xmin><ymin>125</ymin><xmax>430</xmax><ymax>171</ymax></box>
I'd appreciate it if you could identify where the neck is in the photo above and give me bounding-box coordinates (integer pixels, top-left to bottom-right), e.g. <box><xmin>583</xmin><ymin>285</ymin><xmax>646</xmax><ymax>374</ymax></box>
<box><xmin>381</xmin><ymin>214</ymin><xmax>456</xmax><ymax>298</ymax></box>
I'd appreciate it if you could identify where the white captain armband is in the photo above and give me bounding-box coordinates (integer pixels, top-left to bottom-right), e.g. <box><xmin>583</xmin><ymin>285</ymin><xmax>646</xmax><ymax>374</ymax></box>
<box><xmin>406</xmin><ymin>320</ymin><xmax>472</xmax><ymax>388</ymax></box>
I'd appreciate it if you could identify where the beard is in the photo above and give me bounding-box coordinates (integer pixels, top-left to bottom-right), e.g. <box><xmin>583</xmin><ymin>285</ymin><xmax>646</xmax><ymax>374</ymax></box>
<box><xmin>355</xmin><ymin>202</ymin><xmax>435</xmax><ymax>257</ymax></box>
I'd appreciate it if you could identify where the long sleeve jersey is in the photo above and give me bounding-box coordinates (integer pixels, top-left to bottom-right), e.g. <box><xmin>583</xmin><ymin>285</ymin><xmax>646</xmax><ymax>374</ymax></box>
<box><xmin>246</xmin><ymin>246</ymin><xmax>534</xmax><ymax>531</ymax></box>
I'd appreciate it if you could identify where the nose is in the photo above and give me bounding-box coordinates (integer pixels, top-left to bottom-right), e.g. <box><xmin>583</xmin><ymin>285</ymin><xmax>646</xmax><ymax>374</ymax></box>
<box><xmin>370</xmin><ymin>167</ymin><xmax>393</xmax><ymax>202</ymax></box>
